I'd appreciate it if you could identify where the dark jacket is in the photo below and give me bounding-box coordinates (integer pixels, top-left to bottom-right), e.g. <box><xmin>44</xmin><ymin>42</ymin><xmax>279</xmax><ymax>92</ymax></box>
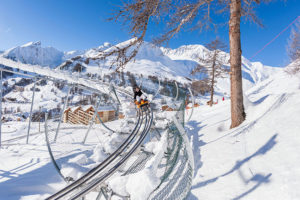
<box><xmin>134</xmin><ymin>90</ymin><xmax>143</xmax><ymax>100</ymax></box>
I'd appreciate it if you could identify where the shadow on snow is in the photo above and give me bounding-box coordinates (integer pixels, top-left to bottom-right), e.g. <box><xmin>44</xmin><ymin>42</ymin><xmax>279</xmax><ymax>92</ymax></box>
<box><xmin>189</xmin><ymin>134</ymin><xmax>277</xmax><ymax>200</ymax></box>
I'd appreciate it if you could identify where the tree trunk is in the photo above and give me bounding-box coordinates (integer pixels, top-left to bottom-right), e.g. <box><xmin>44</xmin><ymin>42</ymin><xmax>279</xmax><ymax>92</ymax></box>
<box><xmin>210</xmin><ymin>51</ymin><xmax>217</xmax><ymax>107</ymax></box>
<box><xmin>209</xmin><ymin>77</ymin><xmax>214</xmax><ymax>107</ymax></box>
<box><xmin>229</xmin><ymin>0</ymin><xmax>246</xmax><ymax>128</ymax></box>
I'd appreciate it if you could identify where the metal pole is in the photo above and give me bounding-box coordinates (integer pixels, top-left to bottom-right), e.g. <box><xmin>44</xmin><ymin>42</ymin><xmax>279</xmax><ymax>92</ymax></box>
<box><xmin>96</xmin><ymin>110</ymin><xmax>115</xmax><ymax>133</ymax></box>
<box><xmin>174</xmin><ymin>81</ymin><xmax>179</xmax><ymax>101</ymax></box>
<box><xmin>109</xmin><ymin>83</ymin><xmax>121</xmax><ymax>105</ymax></box>
<box><xmin>44</xmin><ymin>113</ymin><xmax>67</xmax><ymax>182</ymax></box>
<box><xmin>83</xmin><ymin>96</ymin><xmax>100</xmax><ymax>144</ymax></box>
<box><xmin>26</xmin><ymin>78</ymin><xmax>36</xmax><ymax>144</ymax></box>
<box><xmin>0</xmin><ymin>70</ymin><xmax>2</xmax><ymax>148</ymax></box>
<box><xmin>39</xmin><ymin>106</ymin><xmax>41</xmax><ymax>133</ymax></box>
<box><xmin>54</xmin><ymin>86</ymin><xmax>71</xmax><ymax>142</ymax></box>
<box><xmin>151</xmin><ymin>78</ymin><xmax>161</xmax><ymax>102</ymax></box>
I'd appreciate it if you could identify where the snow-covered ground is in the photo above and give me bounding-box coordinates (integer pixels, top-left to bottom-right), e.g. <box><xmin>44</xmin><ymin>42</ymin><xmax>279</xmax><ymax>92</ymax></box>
<box><xmin>0</xmin><ymin>119</ymin><xmax>136</xmax><ymax>200</ymax></box>
<box><xmin>1</xmin><ymin>40</ymin><xmax>300</xmax><ymax>200</ymax></box>
<box><xmin>187</xmin><ymin>67</ymin><xmax>300</xmax><ymax>200</ymax></box>
<box><xmin>1</xmin><ymin>66</ymin><xmax>299</xmax><ymax>200</ymax></box>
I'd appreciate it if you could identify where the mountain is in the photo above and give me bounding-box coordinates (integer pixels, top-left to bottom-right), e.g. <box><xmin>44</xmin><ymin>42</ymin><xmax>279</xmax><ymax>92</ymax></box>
<box><xmin>0</xmin><ymin>40</ymin><xmax>281</xmax><ymax>95</ymax></box>
<box><xmin>2</xmin><ymin>41</ymin><xmax>64</xmax><ymax>68</ymax></box>
<box><xmin>162</xmin><ymin>44</ymin><xmax>281</xmax><ymax>90</ymax></box>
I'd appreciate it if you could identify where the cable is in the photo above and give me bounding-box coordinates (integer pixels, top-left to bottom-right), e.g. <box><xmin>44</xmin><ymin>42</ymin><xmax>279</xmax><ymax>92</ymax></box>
<box><xmin>250</xmin><ymin>16</ymin><xmax>300</xmax><ymax>60</ymax></box>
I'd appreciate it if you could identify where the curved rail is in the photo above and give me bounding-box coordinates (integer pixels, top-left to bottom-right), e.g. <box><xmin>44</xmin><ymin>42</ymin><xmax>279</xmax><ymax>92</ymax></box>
<box><xmin>71</xmin><ymin>108</ymin><xmax>153</xmax><ymax>200</ymax></box>
<box><xmin>46</xmin><ymin>108</ymin><xmax>143</xmax><ymax>199</ymax></box>
<box><xmin>47</xmin><ymin>107</ymin><xmax>153</xmax><ymax>200</ymax></box>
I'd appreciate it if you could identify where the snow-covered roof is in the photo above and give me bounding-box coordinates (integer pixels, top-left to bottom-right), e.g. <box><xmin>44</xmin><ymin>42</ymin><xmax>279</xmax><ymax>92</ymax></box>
<box><xmin>97</xmin><ymin>106</ymin><xmax>115</xmax><ymax>112</ymax></box>
<box><xmin>64</xmin><ymin>108</ymin><xmax>71</xmax><ymax>113</ymax></box>
<box><xmin>71</xmin><ymin>106</ymin><xmax>81</xmax><ymax>112</ymax></box>
<box><xmin>82</xmin><ymin>105</ymin><xmax>94</xmax><ymax>111</ymax></box>
<box><xmin>67</xmin><ymin>105</ymin><xmax>114</xmax><ymax>113</ymax></box>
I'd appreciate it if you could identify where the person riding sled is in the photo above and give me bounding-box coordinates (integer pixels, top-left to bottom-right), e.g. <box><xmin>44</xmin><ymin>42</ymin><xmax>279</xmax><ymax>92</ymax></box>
<box><xmin>133</xmin><ymin>86</ymin><xmax>148</xmax><ymax>108</ymax></box>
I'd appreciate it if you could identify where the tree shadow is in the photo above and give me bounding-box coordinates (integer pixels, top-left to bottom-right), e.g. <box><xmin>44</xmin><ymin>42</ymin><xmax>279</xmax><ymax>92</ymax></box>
<box><xmin>233</xmin><ymin>94</ymin><xmax>287</xmax><ymax>137</ymax></box>
<box><xmin>0</xmin><ymin>149</ymin><xmax>96</xmax><ymax>199</ymax></box>
<box><xmin>222</xmin><ymin>134</ymin><xmax>277</xmax><ymax>177</ymax></box>
<box><xmin>191</xmin><ymin>134</ymin><xmax>277</xmax><ymax>195</ymax></box>
<box><xmin>252</xmin><ymin>94</ymin><xmax>269</xmax><ymax>105</ymax></box>
<box><xmin>232</xmin><ymin>173</ymin><xmax>272</xmax><ymax>200</ymax></box>
<box><xmin>186</xmin><ymin>120</ymin><xmax>206</xmax><ymax>177</ymax></box>
<box><xmin>0</xmin><ymin>158</ymin><xmax>39</xmax><ymax>181</ymax></box>
<box><xmin>0</xmin><ymin>161</ymin><xmax>63</xmax><ymax>200</ymax></box>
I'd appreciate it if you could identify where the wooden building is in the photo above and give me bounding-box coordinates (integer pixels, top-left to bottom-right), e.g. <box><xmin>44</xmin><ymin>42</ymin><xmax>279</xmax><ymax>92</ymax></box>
<box><xmin>161</xmin><ymin>105</ymin><xmax>175</xmax><ymax>111</ymax></box>
<box><xmin>63</xmin><ymin>105</ymin><xmax>115</xmax><ymax>125</ymax></box>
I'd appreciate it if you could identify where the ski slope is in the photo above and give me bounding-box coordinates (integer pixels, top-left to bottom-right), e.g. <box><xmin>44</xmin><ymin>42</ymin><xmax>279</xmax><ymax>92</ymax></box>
<box><xmin>187</xmin><ymin>65</ymin><xmax>300</xmax><ymax>200</ymax></box>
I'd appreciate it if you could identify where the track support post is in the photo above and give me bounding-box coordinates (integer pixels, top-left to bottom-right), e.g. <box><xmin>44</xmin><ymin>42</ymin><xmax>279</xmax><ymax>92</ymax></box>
<box><xmin>54</xmin><ymin>85</ymin><xmax>71</xmax><ymax>142</ymax></box>
<box><xmin>26</xmin><ymin>78</ymin><xmax>36</xmax><ymax>144</ymax></box>
<box><xmin>83</xmin><ymin>95</ymin><xmax>100</xmax><ymax>144</ymax></box>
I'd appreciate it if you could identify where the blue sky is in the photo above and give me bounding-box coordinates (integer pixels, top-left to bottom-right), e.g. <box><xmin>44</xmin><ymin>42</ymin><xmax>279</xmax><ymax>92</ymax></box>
<box><xmin>0</xmin><ymin>0</ymin><xmax>299</xmax><ymax>67</ymax></box>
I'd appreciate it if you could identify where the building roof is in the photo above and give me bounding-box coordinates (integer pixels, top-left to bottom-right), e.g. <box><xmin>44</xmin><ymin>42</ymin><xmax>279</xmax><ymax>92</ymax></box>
<box><xmin>82</xmin><ymin>105</ymin><xmax>94</xmax><ymax>111</ymax></box>
<box><xmin>97</xmin><ymin>106</ymin><xmax>115</xmax><ymax>112</ymax></box>
<box><xmin>66</xmin><ymin>105</ymin><xmax>115</xmax><ymax>113</ymax></box>
<box><xmin>71</xmin><ymin>106</ymin><xmax>82</xmax><ymax>112</ymax></box>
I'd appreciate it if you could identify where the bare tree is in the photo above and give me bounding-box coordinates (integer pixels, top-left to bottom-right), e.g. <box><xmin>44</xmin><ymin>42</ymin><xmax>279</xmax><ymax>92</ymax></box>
<box><xmin>191</xmin><ymin>79</ymin><xmax>210</xmax><ymax>95</ymax></box>
<box><xmin>286</xmin><ymin>22</ymin><xmax>300</xmax><ymax>74</ymax></box>
<box><xmin>288</xmin><ymin>22</ymin><xmax>300</xmax><ymax>61</ymax></box>
<box><xmin>105</xmin><ymin>0</ymin><xmax>271</xmax><ymax>128</ymax></box>
<box><xmin>192</xmin><ymin>38</ymin><xmax>229</xmax><ymax>106</ymax></box>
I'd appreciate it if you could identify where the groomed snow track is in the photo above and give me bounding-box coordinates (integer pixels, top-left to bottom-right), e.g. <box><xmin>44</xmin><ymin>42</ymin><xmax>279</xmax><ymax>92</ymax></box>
<box><xmin>0</xmin><ymin>57</ymin><xmax>194</xmax><ymax>200</ymax></box>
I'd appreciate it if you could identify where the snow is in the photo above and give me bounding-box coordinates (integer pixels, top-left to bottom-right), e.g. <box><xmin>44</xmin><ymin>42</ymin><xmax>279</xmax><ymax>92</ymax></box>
<box><xmin>2</xmin><ymin>41</ymin><xmax>64</xmax><ymax>68</ymax></box>
<box><xmin>0</xmin><ymin>117</ymin><xmax>135</xmax><ymax>199</ymax></box>
<box><xmin>1</xmin><ymin>39</ymin><xmax>300</xmax><ymax>200</ymax></box>
<box><xmin>1</xmin><ymin>39</ymin><xmax>281</xmax><ymax>95</ymax></box>
<box><xmin>187</xmin><ymin>66</ymin><xmax>300</xmax><ymax>200</ymax></box>
<box><xmin>107</xmin><ymin>131</ymin><xmax>168</xmax><ymax>200</ymax></box>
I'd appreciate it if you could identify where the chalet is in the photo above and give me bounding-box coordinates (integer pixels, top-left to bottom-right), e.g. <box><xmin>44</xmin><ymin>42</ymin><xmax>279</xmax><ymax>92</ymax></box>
<box><xmin>63</xmin><ymin>105</ymin><xmax>116</xmax><ymax>125</ymax></box>
<box><xmin>161</xmin><ymin>105</ymin><xmax>175</xmax><ymax>111</ymax></box>
<box><xmin>186</xmin><ymin>103</ymin><xmax>200</xmax><ymax>109</ymax></box>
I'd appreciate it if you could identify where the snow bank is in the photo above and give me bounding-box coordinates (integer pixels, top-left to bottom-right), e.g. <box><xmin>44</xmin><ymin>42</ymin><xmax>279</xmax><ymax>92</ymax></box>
<box><xmin>108</xmin><ymin>131</ymin><xmax>168</xmax><ymax>199</ymax></box>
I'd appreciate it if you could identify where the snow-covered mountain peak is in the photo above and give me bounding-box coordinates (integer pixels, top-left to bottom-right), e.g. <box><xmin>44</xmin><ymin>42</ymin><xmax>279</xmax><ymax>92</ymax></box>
<box><xmin>161</xmin><ymin>44</ymin><xmax>208</xmax><ymax>61</ymax></box>
<box><xmin>2</xmin><ymin>41</ymin><xmax>64</xmax><ymax>68</ymax></box>
<box><xmin>103</xmin><ymin>42</ymin><xmax>111</xmax><ymax>47</ymax></box>
<box><xmin>0</xmin><ymin>39</ymin><xmax>282</xmax><ymax>94</ymax></box>
<box><xmin>21</xmin><ymin>41</ymin><xmax>41</xmax><ymax>48</ymax></box>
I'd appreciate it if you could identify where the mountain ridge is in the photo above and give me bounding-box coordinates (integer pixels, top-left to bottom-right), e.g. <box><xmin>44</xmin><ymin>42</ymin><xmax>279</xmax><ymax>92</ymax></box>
<box><xmin>0</xmin><ymin>40</ymin><xmax>282</xmax><ymax>95</ymax></box>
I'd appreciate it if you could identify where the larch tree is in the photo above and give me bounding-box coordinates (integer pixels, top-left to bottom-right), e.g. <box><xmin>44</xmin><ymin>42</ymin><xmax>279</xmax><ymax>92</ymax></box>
<box><xmin>102</xmin><ymin>0</ymin><xmax>271</xmax><ymax>128</ymax></box>
<box><xmin>191</xmin><ymin>38</ymin><xmax>229</xmax><ymax>107</ymax></box>
<box><xmin>288</xmin><ymin>22</ymin><xmax>300</xmax><ymax>61</ymax></box>
<box><xmin>286</xmin><ymin>21</ymin><xmax>300</xmax><ymax>74</ymax></box>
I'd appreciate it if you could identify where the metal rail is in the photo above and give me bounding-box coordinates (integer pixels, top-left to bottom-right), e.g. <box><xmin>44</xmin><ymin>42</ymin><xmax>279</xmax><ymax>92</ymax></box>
<box><xmin>70</xmin><ymin>108</ymin><xmax>153</xmax><ymax>200</ymax></box>
<box><xmin>46</xmin><ymin>109</ymin><xmax>145</xmax><ymax>199</ymax></box>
